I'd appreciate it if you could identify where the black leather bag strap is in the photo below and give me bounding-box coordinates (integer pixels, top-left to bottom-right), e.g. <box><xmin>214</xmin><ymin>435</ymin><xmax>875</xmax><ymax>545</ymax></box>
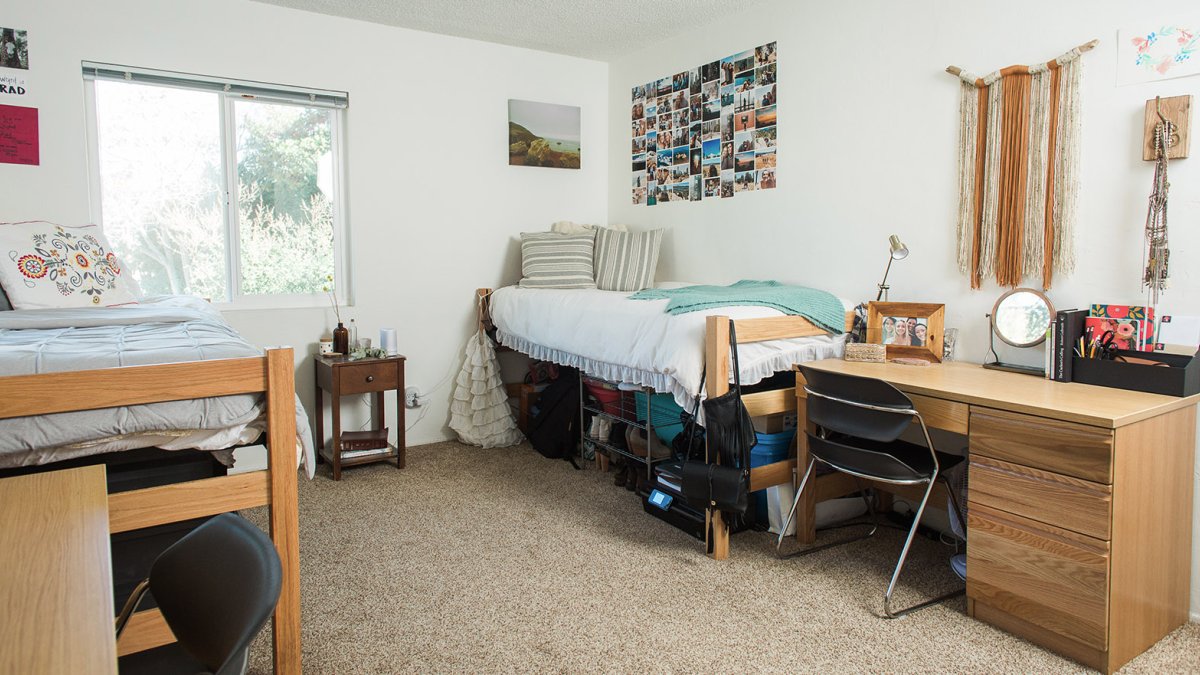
<box><xmin>728</xmin><ymin>320</ymin><xmax>742</xmax><ymax>392</ymax></box>
<box><xmin>727</xmin><ymin>320</ymin><xmax>751</xmax><ymax>471</ymax></box>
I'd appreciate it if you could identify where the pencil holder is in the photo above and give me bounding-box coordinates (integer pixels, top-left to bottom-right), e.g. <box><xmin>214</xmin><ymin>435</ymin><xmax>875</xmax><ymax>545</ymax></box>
<box><xmin>1072</xmin><ymin>348</ymin><xmax>1200</xmax><ymax>397</ymax></box>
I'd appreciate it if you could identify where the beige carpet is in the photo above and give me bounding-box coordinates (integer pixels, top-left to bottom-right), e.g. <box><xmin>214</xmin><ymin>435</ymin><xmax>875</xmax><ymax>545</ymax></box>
<box><xmin>246</xmin><ymin>440</ymin><xmax>1199</xmax><ymax>673</ymax></box>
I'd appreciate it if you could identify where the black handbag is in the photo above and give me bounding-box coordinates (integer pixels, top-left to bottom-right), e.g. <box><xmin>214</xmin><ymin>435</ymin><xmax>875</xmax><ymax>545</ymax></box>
<box><xmin>681</xmin><ymin>461</ymin><xmax>748</xmax><ymax>513</ymax></box>
<box><xmin>681</xmin><ymin>321</ymin><xmax>757</xmax><ymax>515</ymax></box>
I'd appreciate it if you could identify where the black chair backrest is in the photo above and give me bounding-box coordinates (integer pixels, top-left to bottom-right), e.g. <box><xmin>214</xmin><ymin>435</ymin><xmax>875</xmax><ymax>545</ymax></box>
<box><xmin>149</xmin><ymin>513</ymin><xmax>282</xmax><ymax>675</ymax></box>
<box><xmin>798</xmin><ymin>365</ymin><xmax>915</xmax><ymax>443</ymax></box>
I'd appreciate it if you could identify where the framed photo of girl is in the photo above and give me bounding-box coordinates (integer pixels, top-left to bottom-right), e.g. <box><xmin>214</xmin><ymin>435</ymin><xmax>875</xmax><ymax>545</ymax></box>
<box><xmin>867</xmin><ymin>302</ymin><xmax>945</xmax><ymax>362</ymax></box>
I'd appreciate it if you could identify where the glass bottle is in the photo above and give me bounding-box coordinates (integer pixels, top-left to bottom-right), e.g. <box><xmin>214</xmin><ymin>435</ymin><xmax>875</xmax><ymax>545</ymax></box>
<box><xmin>332</xmin><ymin>323</ymin><xmax>349</xmax><ymax>354</ymax></box>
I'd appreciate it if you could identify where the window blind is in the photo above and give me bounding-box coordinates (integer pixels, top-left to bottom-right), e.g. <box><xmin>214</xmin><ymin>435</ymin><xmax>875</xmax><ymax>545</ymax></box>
<box><xmin>81</xmin><ymin>61</ymin><xmax>348</xmax><ymax>109</ymax></box>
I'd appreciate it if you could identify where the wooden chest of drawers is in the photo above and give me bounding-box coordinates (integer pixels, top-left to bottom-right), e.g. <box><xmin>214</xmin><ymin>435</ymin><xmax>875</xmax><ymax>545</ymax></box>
<box><xmin>965</xmin><ymin>405</ymin><xmax>1195</xmax><ymax>673</ymax></box>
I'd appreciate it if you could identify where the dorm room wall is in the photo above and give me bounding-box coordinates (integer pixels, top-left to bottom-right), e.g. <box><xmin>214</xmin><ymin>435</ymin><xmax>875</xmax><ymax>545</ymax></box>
<box><xmin>0</xmin><ymin>0</ymin><xmax>609</xmax><ymax>447</ymax></box>
<box><xmin>605</xmin><ymin>0</ymin><xmax>1200</xmax><ymax>619</ymax></box>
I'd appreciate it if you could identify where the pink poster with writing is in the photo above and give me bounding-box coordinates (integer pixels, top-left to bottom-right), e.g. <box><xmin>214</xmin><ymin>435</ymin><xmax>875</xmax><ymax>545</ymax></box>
<box><xmin>0</xmin><ymin>104</ymin><xmax>38</xmax><ymax>165</ymax></box>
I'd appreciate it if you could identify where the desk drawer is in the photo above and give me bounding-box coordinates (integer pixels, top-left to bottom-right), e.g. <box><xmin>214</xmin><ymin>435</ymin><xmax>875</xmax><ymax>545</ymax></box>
<box><xmin>969</xmin><ymin>408</ymin><xmax>1113</xmax><ymax>483</ymax></box>
<box><xmin>909</xmin><ymin>394</ymin><xmax>968</xmax><ymax>435</ymax></box>
<box><xmin>969</xmin><ymin>456</ymin><xmax>1112</xmax><ymax>540</ymax></box>
<box><xmin>338</xmin><ymin>362</ymin><xmax>398</xmax><ymax>395</ymax></box>
<box><xmin>967</xmin><ymin>503</ymin><xmax>1110</xmax><ymax>651</ymax></box>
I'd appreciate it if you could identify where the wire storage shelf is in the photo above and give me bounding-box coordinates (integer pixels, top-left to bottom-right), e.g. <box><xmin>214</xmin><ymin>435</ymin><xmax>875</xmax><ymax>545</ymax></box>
<box><xmin>580</xmin><ymin>377</ymin><xmax>681</xmax><ymax>480</ymax></box>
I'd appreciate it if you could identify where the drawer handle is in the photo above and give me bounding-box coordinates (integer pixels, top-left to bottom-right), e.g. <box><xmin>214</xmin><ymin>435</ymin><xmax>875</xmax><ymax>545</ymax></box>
<box><xmin>365</xmin><ymin>375</ymin><xmax>374</xmax><ymax>383</ymax></box>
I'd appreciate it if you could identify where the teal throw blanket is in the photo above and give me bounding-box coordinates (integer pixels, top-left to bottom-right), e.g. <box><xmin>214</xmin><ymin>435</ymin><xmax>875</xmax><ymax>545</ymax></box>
<box><xmin>630</xmin><ymin>280</ymin><xmax>845</xmax><ymax>334</ymax></box>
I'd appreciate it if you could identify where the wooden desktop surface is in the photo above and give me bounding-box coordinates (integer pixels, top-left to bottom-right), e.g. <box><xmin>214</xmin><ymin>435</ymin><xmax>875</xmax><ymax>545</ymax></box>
<box><xmin>800</xmin><ymin>360</ymin><xmax>1200</xmax><ymax>428</ymax></box>
<box><xmin>0</xmin><ymin>465</ymin><xmax>117</xmax><ymax>675</ymax></box>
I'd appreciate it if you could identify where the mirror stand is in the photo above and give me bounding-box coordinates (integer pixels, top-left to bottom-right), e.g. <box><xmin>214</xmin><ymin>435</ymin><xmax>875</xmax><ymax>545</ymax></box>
<box><xmin>983</xmin><ymin>288</ymin><xmax>1055</xmax><ymax>378</ymax></box>
<box><xmin>982</xmin><ymin>313</ymin><xmax>1046</xmax><ymax>377</ymax></box>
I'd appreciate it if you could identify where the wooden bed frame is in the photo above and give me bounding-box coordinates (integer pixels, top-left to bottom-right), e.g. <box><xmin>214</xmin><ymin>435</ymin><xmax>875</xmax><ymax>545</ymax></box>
<box><xmin>476</xmin><ymin>287</ymin><xmax>853</xmax><ymax>561</ymax></box>
<box><xmin>0</xmin><ymin>348</ymin><xmax>302</xmax><ymax>674</ymax></box>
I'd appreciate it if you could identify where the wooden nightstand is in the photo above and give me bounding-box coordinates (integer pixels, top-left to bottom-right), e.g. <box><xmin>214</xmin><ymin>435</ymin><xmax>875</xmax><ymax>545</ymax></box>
<box><xmin>314</xmin><ymin>354</ymin><xmax>406</xmax><ymax>480</ymax></box>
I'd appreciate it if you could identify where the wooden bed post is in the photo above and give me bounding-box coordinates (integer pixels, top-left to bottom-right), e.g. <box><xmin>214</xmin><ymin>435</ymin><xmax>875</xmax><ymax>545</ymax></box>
<box><xmin>476</xmin><ymin>288</ymin><xmax>492</xmax><ymax>333</ymax></box>
<box><xmin>704</xmin><ymin>316</ymin><xmax>731</xmax><ymax>560</ymax></box>
<box><xmin>793</xmin><ymin>370</ymin><xmax>818</xmax><ymax>545</ymax></box>
<box><xmin>265</xmin><ymin>348</ymin><xmax>301</xmax><ymax>675</ymax></box>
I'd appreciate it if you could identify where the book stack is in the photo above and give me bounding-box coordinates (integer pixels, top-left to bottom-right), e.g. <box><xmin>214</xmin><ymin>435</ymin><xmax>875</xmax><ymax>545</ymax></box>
<box><xmin>1047</xmin><ymin>308</ymin><xmax>1088</xmax><ymax>382</ymax></box>
<box><xmin>339</xmin><ymin>428</ymin><xmax>391</xmax><ymax>459</ymax></box>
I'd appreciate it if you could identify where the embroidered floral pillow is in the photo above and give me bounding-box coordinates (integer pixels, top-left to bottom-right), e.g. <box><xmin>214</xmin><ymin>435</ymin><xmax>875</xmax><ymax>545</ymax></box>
<box><xmin>0</xmin><ymin>221</ymin><xmax>139</xmax><ymax>309</ymax></box>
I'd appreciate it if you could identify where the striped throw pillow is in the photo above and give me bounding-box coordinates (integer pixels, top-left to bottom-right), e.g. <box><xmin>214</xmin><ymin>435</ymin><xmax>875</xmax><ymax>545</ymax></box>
<box><xmin>518</xmin><ymin>232</ymin><xmax>597</xmax><ymax>289</ymax></box>
<box><xmin>594</xmin><ymin>228</ymin><xmax>663</xmax><ymax>292</ymax></box>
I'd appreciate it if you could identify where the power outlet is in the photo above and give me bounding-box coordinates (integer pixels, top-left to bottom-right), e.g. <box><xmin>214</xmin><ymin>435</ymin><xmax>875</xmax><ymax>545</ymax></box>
<box><xmin>405</xmin><ymin>386</ymin><xmax>422</xmax><ymax>408</ymax></box>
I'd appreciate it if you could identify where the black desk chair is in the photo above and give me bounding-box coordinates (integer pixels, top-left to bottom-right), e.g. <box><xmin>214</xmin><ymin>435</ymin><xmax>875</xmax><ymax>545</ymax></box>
<box><xmin>777</xmin><ymin>366</ymin><xmax>965</xmax><ymax>618</ymax></box>
<box><xmin>114</xmin><ymin>513</ymin><xmax>283</xmax><ymax>675</ymax></box>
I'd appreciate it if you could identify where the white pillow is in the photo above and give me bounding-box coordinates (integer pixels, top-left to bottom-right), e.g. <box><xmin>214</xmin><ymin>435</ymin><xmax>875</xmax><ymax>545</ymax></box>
<box><xmin>0</xmin><ymin>221</ymin><xmax>139</xmax><ymax>309</ymax></box>
<box><xmin>551</xmin><ymin>221</ymin><xmax>630</xmax><ymax>235</ymax></box>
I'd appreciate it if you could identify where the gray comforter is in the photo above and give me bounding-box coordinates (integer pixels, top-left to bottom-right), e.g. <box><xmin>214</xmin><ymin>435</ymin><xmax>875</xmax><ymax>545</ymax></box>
<box><xmin>0</xmin><ymin>296</ymin><xmax>314</xmax><ymax>473</ymax></box>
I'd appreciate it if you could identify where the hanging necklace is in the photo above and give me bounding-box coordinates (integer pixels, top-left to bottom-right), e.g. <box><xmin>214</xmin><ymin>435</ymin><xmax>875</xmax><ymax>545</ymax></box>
<box><xmin>1143</xmin><ymin>115</ymin><xmax>1172</xmax><ymax>306</ymax></box>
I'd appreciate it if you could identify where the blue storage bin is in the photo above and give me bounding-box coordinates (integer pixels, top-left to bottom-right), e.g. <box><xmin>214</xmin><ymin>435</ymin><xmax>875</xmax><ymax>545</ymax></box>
<box><xmin>634</xmin><ymin>392</ymin><xmax>685</xmax><ymax>444</ymax></box>
<box><xmin>751</xmin><ymin>429</ymin><xmax>795</xmax><ymax>523</ymax></box>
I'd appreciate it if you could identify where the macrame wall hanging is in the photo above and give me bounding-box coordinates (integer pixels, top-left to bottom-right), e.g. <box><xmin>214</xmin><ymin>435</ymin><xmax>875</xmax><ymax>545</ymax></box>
<box><xmin>948</xmin><ymin>39</ymin><xmax>1097</xmax><ymax>290</ymax></box>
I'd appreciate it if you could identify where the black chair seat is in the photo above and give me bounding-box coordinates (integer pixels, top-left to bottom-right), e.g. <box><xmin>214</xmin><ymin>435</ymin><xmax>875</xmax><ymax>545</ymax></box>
<box><xmin>114</xmin><ymin>514</ymin><xmax>280</xmax><ymax>675</ymax></box>
<box><xmin>809</xmin><ymin>433</ymin><xmax>938</xmax><ymax>483</ymax></box>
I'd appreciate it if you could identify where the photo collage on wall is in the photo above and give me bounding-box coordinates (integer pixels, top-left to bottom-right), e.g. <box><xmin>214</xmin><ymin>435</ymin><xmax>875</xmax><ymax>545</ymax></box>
<box><xmin>632</xmin><ymin>41</ymin><xmax>776</xmax><ymax>206</ymax></box>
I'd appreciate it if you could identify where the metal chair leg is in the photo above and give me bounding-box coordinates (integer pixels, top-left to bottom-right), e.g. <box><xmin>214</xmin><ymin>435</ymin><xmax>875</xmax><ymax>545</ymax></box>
<box><xmin>114</xmin><ymin>578</ymin><xmax>150</xmax><ymax>637</ymax></box>
<box><xmin>775</xmin><ymin>463</ymin><xmax>881</xmax><ymax>559</ymax></box>
<box><xmin>882</xmin><ymin>478</ymin><xmax>964</xmax><ymax>618</ymax></box>
<box><xmin>775</xmin><ymin>458</ymin><xmax>815</xmax><ymax>556</ymax></box>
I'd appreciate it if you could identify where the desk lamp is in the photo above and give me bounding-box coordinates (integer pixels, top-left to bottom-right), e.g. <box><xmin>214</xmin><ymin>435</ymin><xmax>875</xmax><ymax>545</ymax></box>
<box><xmin>875</xmin><ymin>235</ymin><xmax>909</xmax><ymax>301</ymax></box>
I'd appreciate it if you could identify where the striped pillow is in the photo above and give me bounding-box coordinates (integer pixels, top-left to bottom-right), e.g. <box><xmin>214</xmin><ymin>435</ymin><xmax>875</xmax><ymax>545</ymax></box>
<box><xmin>518</xmin><ymin>232</ymin><xmax>597</xmax><ymax>289</ymax></box>
<box><xmin>594</xmin><ymin>228</ymin><xmax>663</xmax><ymax>292</ymax></box>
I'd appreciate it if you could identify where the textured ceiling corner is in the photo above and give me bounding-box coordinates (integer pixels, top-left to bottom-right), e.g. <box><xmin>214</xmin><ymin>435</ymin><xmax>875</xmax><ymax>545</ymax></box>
<box><xmin>250</xmin><ymin>0</ymin><xmax>772</xmax><ymax>61</ymax></box>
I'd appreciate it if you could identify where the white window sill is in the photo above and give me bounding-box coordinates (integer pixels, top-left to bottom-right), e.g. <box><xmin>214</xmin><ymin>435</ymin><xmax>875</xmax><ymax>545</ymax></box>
<box><xmin>209</xmin><ymin>293</ymin><xmax>350</xmax><ymax>312</ymax></box>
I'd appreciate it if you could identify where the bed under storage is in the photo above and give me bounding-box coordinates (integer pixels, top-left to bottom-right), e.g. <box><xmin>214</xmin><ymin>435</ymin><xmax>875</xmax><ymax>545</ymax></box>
<box><xmin>0</xmin><ymin>295</ymin><xmax>310</xmax><ymax>674</ymax></box>
<box><xmin>478</xmin><ymin>283</ymin><xmax>854</xmax><ymax>560</ymax></box>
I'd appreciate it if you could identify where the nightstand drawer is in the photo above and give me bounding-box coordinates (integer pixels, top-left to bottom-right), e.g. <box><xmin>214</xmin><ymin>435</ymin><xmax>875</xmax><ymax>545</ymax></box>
<box><xmin>969</xmin><ymin>455</ymin><xmax>1112</xmax><ymax>540</ymax></box>
<box><xmin>338</xmin><ymin>362</ymin><xmax>398</xmax><ymax>394</ymax></box>
<box><xmin>967</xmin><ymin>503</ymin><xmax>1110</xmax><ymax>651</ymax></box>
<box><xmin>970</xmin><ymin>407</ymin><xmax>1114</xmax><ymax>483</ymax></box>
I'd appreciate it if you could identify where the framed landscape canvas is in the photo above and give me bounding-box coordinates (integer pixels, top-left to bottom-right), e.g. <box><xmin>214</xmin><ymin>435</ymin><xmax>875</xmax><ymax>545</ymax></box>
<box><xmin>508</xmin><ymin>99</ymin><xmax>581</xmax><ymax>169</ymax></box>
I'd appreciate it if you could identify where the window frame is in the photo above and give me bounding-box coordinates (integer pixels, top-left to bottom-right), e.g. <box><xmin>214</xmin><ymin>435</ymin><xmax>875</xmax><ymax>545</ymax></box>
<box><xmin>82</xmin><ymin>68</ymin><xmax>351</xmax><ymax>310</ymax></box>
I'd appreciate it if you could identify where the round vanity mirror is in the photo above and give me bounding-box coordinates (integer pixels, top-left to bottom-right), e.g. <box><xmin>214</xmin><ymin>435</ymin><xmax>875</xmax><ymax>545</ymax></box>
<box><xmin>991</xmin><ymin>288</ymin><xmax>1055</xmax><ymax>348</ymax></box>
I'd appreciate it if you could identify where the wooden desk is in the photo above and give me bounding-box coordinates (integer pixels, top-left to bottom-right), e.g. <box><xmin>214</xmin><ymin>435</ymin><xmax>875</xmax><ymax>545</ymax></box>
<box><xmin>795</xmin><ymin>360</ymin><xmax>1197</xmax><ymax>674</ymax></box>
<box><xmin>0</xmin><ymin>465</ymin><xmax>117</xmax><ymax>674</ymax></box>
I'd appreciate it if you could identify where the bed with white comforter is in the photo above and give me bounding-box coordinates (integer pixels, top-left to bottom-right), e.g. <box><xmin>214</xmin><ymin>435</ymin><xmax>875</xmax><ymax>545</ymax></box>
<box><xmin>0</xmin><ymin>295</ymin><xmax>314</xmax><ymax>474</ymax></box>
<box><xmin>489</xmin><ymin>284</ymin><xmax>851</xmax><ymax>412</ymax></box>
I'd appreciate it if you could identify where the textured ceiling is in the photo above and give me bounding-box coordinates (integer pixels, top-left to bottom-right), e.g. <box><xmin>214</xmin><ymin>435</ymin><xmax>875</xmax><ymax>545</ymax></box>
<box><xmin>251</xmin><ymin>0</ymin><xmax>771</xmax><ymax>61</ymax></box>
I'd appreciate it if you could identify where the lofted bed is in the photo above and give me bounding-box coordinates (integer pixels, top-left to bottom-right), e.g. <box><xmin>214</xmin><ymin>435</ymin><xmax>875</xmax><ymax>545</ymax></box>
<box><xmin>476</xmin><ymin>285</ymin><xmax>854</xmax><ymax>560</ymax></box>
<box><xmin>0</xmin><ymin>296</ymin><xmax>307</xmax><ymax>674</ymax></box>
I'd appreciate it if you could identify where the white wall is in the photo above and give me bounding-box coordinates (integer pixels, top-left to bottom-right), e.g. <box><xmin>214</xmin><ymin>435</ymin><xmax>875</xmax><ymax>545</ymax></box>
<box><xmin>606</xmin><ymin>0</ymin><xmax>1200</xmax><ymax>618</ymax></box>
<box><xmin>0</xmin><ymin>0</ymin><xmax>608</xmax><ymax>447</ymax></box>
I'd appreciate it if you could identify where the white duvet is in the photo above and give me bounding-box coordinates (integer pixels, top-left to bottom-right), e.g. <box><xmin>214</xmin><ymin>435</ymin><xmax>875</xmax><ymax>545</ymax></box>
<box><xmin>490</xmin><ymin>284</ymin><xmax>850</xmax><ymax>412</ymax></box>
<box><xmin>0</xmin><ymin>295</ymin><xmax>315</xmax><ymax>476</ymax></box>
